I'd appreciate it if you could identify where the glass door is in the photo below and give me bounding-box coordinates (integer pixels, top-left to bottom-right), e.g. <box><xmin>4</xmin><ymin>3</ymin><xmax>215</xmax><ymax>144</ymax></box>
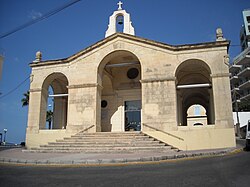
<box><xmin>125</xmin><ymin>100</ymin><xmax>141</xmax><ymax>131</ymax></box>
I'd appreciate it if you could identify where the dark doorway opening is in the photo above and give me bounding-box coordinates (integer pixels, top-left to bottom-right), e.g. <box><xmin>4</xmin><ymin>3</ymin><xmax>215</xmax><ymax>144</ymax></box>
<box><xmin>125</xmin><ymin>100</ymin><xmax>141</xmax><ymax>131</ymax></box>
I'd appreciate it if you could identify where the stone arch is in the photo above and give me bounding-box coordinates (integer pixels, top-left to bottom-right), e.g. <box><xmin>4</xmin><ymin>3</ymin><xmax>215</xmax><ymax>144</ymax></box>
<box><xmin>115</xmin><ymin>13</ymin><xmax>124</xmax><ymax>32</ymax></box>
<box><xmin>187</xmin><ymin>104</ymin><xmax>208</xmax><ymax>126</ymax></box>
<box><xmin>175</xmin><ymin>59</ymin><xmax>215</xmax><ymax>126</ymax></box>
<box><xmin>175</xmin><ymin>58</ymin><xmax>212</xmax><ymax>84</ymax></box>
<box><xmin>97</xmin><ymin>50</ymin><xmax>142</xmax><ymax>132</ymax></box>
<box><xmin>39</xmin><ymin>72</ymin><xmax>69</xmax><ymax>130</ymax></box>
<box><xmin>97</xmin><ymin>49</ymin><xmax>143</xmax><ymax>80</ymax></box>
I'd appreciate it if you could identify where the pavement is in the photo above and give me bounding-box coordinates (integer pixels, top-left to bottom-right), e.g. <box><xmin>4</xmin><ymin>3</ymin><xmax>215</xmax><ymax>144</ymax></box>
<box><xmin>0</xmin><ymin>138</ymin><xmax>245</xmax><ymax>166</ymax></box>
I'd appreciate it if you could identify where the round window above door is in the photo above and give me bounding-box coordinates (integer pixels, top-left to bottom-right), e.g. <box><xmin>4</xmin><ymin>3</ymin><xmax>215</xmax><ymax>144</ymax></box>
<box><xmin>127</xmin><ymin>68</ymin><xmax>139</xmax><ymax>79</ymax></box>
<box><xmin>101</xmin><ymin>100</ymin><xmax>108</xmax><ymax>108</ymax></box>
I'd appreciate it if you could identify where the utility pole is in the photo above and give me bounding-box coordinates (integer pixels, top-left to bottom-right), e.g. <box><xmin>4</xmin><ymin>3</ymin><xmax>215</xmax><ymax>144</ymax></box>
<box><xmin>3</xmin><ymin>129</ymin><xmax>7</xmax><ymax>145</ymax></box>
<box><xmin>233</xmin><ymin>89</ymin><xmax>240</xmax><ymax>137</ymax></box>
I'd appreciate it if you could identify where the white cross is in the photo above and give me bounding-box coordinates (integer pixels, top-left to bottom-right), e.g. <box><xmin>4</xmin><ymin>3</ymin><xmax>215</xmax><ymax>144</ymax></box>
<box><xmin>117</xmin><ymin>1</ymin><xmax>123</xmax><ymax>10</ymax></box>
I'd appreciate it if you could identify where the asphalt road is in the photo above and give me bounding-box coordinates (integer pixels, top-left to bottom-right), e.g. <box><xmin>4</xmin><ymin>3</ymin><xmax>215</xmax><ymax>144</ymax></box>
<box><xmin>0</xmin><ymin>151</ymin><xmax>249</xmax><ymax>187</ymax></box>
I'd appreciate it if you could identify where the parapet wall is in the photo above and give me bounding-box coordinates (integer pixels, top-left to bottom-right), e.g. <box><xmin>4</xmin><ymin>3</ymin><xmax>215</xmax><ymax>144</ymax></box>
<box><xmin>144</xmin><ymin>127</ymin><xmax>236</xmax><ymax>151</ymax></box>
<box><xmin>26</xmin><ymin>130</ymin><xmax>73</xmax><ymax>149</ymax></box>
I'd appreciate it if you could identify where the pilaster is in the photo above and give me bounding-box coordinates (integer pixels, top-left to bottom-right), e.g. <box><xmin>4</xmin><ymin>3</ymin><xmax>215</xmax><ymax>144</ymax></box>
<box><xmin>66</xmin><ymin>83</ymin><xmax>102</xmax><ymax>133</ymax></box>
<box><xmin>211</xmin><ymin>74</ymin><xmax>234</xmax><ymax>128</ymax></box>
<box><xmin>141</xmin><ymin>78</ymin><xmax>178</xmax><ymax>131</ymax></box>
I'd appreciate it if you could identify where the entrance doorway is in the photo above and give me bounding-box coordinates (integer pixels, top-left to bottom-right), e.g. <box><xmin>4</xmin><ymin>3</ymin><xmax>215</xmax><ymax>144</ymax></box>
<box><xmin>98</xmin><ymin>50</ymin><xmax>142</xmax><ymax>132</ymax></box>
<box><xmin>125</xmin><ymin>100</ymin><xmax>141</xmax><ymax>131</ymax></box>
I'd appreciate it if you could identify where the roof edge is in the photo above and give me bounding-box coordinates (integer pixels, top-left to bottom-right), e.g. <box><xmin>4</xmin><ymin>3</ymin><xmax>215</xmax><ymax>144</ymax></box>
<box><xmin>30</xmin><ymin>33</ymin><xmax>230</xmax><ymax>67</ymax></box>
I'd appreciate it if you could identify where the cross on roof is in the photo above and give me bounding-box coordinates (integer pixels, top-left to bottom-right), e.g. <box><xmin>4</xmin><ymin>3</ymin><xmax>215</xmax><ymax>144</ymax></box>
<box><xmin>117</xmin><ymin>1</ymin><xmax>123</xmax><ymax>10</ymax></box>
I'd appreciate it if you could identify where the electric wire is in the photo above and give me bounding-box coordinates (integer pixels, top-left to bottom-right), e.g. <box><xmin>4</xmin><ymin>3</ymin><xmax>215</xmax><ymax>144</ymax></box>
<box><xmin>230</xmin><ymin>44</ymin><xmax>241</xmax><ymax>47</ymax></box>
<box><xmin>0</xmin><ymin>0</ymin><xmax>81</xmax><ymax>39</ymax></box>
<box><xmin>0</xmin><ymin>75</ymin><xmax>31</xmax><ymax>100</ymax></box>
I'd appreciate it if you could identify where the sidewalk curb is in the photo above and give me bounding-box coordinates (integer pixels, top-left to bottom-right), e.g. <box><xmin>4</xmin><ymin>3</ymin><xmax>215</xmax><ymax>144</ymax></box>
<box><xmin>0</xmin><ymin>147</ymin><xmax>243</xmax><ymax>167</ymax></box>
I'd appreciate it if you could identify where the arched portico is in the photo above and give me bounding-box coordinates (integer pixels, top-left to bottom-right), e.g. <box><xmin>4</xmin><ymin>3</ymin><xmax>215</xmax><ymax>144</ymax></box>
<box><xmin>25</xmin><ymin>2</ymin><xmax>235</xmax><ymax>150</ymax></box>
<box><xmin>39</xmin><ymin>73</ymin><xmax>69</xmax><ymax>130</ymax></box>
<box><xmin>97</xmin><ymin>50</ymin><xmax>142</xmax><ymax>132</ymax></box>
<box><xmin>175</xmin><ymin>59</ymin><xmax>215</xmax><ymax>126</ymax></box>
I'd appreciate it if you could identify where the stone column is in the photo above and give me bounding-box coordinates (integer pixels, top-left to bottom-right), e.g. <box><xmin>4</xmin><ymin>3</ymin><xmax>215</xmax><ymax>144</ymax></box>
<box><xmin>26</xmin><ymin>88</ymin><xmax>47</xmax><ymax>132</ymax></box>
<box><xmin>141</xmin><ymin>78</ymin><xmax>178</xmax><ymax>131</ymax></box>
<box><xmin>208</xmin><ymin>89</ymin><xmax>215</xmax><ymax>124</ymax></box>
<box><xmin>53</xmin><ymin>97</ymin><xmax>67</xmax><ymax>129</ymax></box>
<box><xmin>212</xmin><ymin>74</ymin><xmax>234</xmax><ymax>128</ymax></box>
<box><xmin>95</xmin><ymin>84</ymin><xmax>102</xmax><ymax>132</ymax></box>
<box><xmin>66</xmin><ymin>84</ymin><xmax>100</xmax><ymax>133</ymax></box>
<box><xmin>176</xmin><ymin>92</ymin><xmax>183</xmax><ymax>126</ymax></box>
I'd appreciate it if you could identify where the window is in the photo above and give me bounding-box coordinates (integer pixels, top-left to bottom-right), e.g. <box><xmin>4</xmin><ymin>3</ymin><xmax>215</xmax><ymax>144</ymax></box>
<box><xmin>101</xmin><ymin>100</ymin><xmax>108</xmax><ymax>108</ymax></box>
<box><xmin>247</xmin><ymin>16</ymin><xmax>250</xmax><ymax>23</ymax></box>
<box><xmin>194</xmin><ymin>105</ymin><xmax>201</xmax><ymax>116</ymax></box>
<box><xmin>127</xmin><ymin>68</ymin><xmax>139</xmax><ymax>79</ymax></box>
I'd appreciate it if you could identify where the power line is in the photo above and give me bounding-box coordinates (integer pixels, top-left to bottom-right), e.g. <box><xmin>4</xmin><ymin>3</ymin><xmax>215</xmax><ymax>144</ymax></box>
<box><xmin>0</xmin><ymin>0</ymin><xmax>81</xmax><ymax>39</ymax></box>
<box><xmin>230</xmin><ymin>44</ymin><xmax>241</xmax><ymax>47</ymax></box>
<box><xmin>0</xmin><ymin>75</ymin><xmax>31</xmax><ymax>100</ymax></box>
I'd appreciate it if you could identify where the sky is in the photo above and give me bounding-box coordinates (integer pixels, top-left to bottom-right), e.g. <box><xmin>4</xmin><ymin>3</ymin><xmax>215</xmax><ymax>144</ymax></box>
<box><xmin>0</xmin><ymin>0</ymin><xmax>249</xmax><ymax>144</ymax></box>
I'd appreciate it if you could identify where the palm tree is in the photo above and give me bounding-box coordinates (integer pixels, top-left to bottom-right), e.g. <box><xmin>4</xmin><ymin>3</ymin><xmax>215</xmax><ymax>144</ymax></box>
<box><xmin>22</xmin><ymin>90</ymin><xmax>54</xmax><ymax>129</ymax></box>
<box><xmin>21</xmin><ymin>91</ymin><xmax>29</xmax><ymax>107</ymax></box>
<box><xmin>46</xmin><ymin>110</ymin><xmax>53</xmax><ymax>129</ymax></box>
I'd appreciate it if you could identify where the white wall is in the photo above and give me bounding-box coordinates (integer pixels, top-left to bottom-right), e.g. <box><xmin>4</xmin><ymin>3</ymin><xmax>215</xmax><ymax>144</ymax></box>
<box><xmin>233</xmin><ymin>112</ymin><xmax>250</xmax><ymax>127</ymax></box>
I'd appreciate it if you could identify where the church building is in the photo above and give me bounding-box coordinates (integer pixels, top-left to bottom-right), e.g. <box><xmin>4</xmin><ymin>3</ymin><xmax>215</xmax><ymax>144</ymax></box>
<box><xmin>26</xmin><ymin>2</ymin><xmax>236</xmax><ymax>151</ymax></box>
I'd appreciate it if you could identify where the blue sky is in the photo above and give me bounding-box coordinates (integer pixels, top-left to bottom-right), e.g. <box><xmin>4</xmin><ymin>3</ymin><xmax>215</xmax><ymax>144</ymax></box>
<box><xmin>0</xmin><ymin>0</ymin><xmax>249</xmax><ymax>144</ymax></box>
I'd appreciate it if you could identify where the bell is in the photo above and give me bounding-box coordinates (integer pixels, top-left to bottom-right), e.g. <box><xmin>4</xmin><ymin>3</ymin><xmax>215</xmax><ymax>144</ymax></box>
<box><xmin>117</xmin><ymin>17</ymin><xmax>123</xmax><ymax>25</ymax></box>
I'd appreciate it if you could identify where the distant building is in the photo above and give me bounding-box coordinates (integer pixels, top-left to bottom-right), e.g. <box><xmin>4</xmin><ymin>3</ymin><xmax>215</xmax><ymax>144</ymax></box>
<box><xmin>240</xmin><ymin>10</ymin><xmax>250</xmax><ymax>51</ymax></box>
<box><xmin>230</xmin><ymin>9</ymin><xmax>250</xmax><ymax>113</ymax></box>
<box><xmin>233</xmin><ymin>112</ymin><xmax>250</xmax><ymax>138</ymax></box>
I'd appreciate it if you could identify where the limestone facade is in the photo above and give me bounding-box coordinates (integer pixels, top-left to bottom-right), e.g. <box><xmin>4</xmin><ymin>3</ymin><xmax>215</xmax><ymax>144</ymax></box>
<box><xmin>25</xmin><ymin>4</ymin><xmax>235</xmax><ymax>150</ymax></box>
<box><xmin>25</xmin><ymin>33</ymin><xmax>236</xmax><ymax>150</ymax></box>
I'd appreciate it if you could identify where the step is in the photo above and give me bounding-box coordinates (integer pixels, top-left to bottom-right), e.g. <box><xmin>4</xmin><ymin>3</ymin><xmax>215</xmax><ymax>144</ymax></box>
<box><xmin>70</xmin><ymin>134</ymin><xmax>148</xmax><ymax>137</ymax></box>
<box><xmin>75</xmin><ymin>133</ymin><xmax>144</xmax><ymax>136</ymax></box>
<box><xmin>48</xmin><ymin>141</ymin><xmax>164</xmax><ymax>145</ymax></box>
<box><xmin>36</xmin><ymin>146</ymin><xmax>171</xmax><ymax>150</ymax></box>
<box><xmin>40</xmin><ymin>144</ymin><xmax>167</xmax><ymax>148</ymax></box>
<box><xmin>32</xmin><ymin>146</ymin><xmax>171</xmax><ymax>151</ymax></box>
<box><xmin>64</xmin><ymin>136</ymin><xmax>154</xmax><ymax>140</ymax></box>
<box><xmin>73</xmin><ymin>135</ymin><xmax>146</xmax><ymax>138</ymax></box>
<box><xmin>77</xmin><ymin>132</ymin><xmax>142</xmax><ymax>135</ymax></box>
<box><xmin>28</xmin><ymin>131</ymin><xmax>176</xmax><ymax>154</ymax></box>
<box><xmin>55</xmin><ymin>139</ymin><xmax>157</xmax><ymax>143</ymax></box>
<box><xmin>25</xmin><ymin>149</ymin><xmax>173</xmax><ymax>153</ymax></box>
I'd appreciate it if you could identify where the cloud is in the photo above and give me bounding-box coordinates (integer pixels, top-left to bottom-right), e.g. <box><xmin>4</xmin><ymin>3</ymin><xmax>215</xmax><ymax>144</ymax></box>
<box><xmin>29</xmin><ymin>10</ymin><xmax>42</xmax><ymax>20</ymax></box>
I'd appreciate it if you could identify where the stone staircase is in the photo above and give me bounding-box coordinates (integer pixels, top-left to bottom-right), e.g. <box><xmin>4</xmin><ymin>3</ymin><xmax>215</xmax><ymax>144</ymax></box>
<box><xmin>27</xmin><ymin>132</ymin><xmax>177</xmax><ymax>153</ymax></box>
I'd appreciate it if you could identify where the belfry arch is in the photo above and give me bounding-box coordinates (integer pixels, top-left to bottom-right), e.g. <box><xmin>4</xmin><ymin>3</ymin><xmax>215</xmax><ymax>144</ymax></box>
<box><xmin>105</xmin><ymin>1</ymin><xmax>135</xmax><ymax>37</ymax></box>
<box><xmin>40</xmin><ymin>73</ymin><xmax>68</xmax><ymax>130</ymax></box>
<box><xmin>175</xmin><ymin>59</ymin><xmax>215</xmax><ymax>126</ymax></box>
<box><xmin>97</xmin><ymin>50</ymin><xmax>142</xmax><ymax>132</ymax></box>
<box><xmin>116</xmin><ymin>14</ymin><xmax>125</xmax><ymax>33</ymax></box>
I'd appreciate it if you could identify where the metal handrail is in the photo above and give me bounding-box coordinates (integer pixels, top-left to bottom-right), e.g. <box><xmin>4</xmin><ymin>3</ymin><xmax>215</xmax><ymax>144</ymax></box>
<box><xmin>143</xmin><ymin>123</ymin><xmax>184</xmax><ymax>141</ymax></box>
<box><xmin>79</xmin><ymin>125</ymin><xmax>95</xmax><ymax>133</ymax></box>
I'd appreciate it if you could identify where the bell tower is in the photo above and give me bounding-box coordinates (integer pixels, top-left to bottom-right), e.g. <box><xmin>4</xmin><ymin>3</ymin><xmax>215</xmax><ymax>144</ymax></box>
<box><xmin>105</xmin><ymin>1</ymin><xmax>135</xmax><ymax>37</ymax></box>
